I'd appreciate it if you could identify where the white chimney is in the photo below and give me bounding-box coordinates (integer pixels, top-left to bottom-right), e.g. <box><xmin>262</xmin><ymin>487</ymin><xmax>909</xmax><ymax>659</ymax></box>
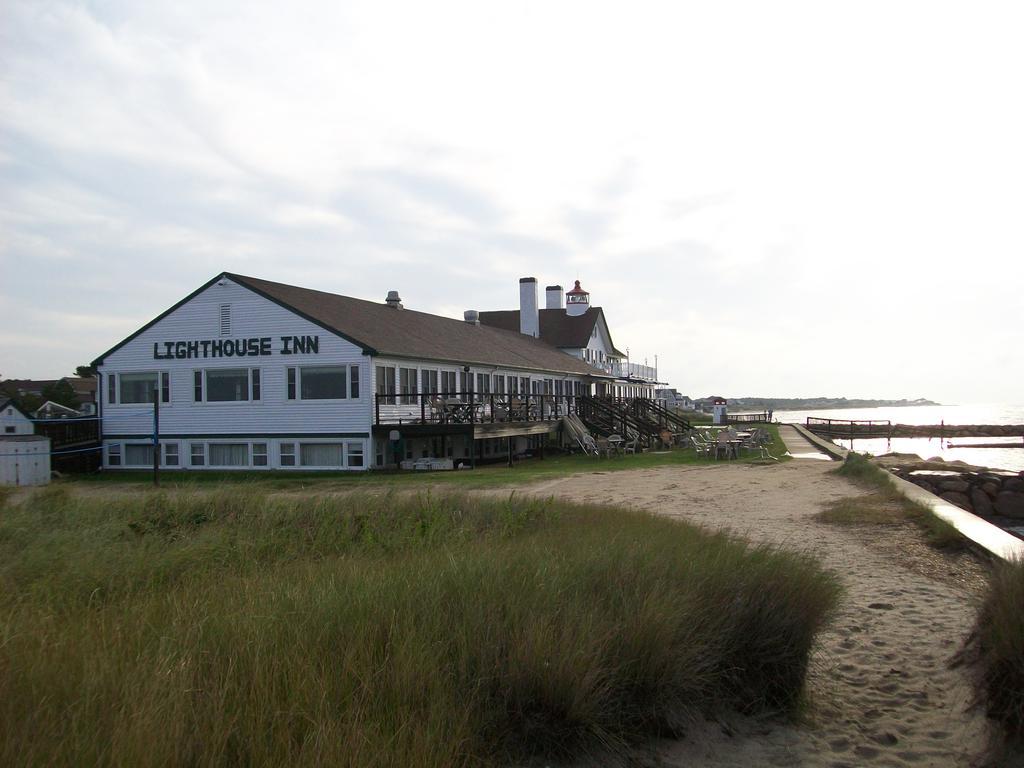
<box><xmin>519</xmin><ymin>277</ymin><xmax>539</xmax><ymax>337</ymax></box>
<box><xmin>385</xmin><ymin>290</ymin><xmax>403</xmax><ymax>309</ymax></box>
<box><xmin>545</xmin><ymin>284</ymin><xmax>563</xmax><ymax>310</ymax></box>
<box><xmin>463</xmin><ymin>309</ymin><xmax>480</xmax><ymax>325</ymax></box>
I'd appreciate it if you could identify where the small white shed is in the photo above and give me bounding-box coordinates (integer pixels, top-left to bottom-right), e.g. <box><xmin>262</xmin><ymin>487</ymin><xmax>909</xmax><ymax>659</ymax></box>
<box><xmin>0</xmin><ymin>435</ymin><xmax>51</xmax><ymax>486</ymax></box>
<box><xmin>1</xmin><ymin>400</ymin><xmax>34</xmax><ymax>436</ymax></box>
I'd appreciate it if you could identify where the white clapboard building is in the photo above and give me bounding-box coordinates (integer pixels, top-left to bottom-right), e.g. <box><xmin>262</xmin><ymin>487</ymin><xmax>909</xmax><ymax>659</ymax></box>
<box><xmin>93</xmin><ymin>272</ymin><xmax>666</xmax><ymax>472</ymax></box>
<box><xmin>1</xmin><ymin>399</ymin><xmax>34</xmax><ymax>436</ymax></box>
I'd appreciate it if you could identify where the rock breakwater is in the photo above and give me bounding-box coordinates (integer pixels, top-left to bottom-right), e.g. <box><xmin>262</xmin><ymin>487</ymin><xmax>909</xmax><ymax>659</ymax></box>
<box><xmin>890</xmin><ymin>467</ymin><xmax>1024</xmax><ymax>522</ymax></box>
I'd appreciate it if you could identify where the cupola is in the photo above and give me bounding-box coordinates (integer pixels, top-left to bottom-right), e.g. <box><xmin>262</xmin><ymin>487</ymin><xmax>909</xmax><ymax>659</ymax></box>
<box><xmin>565</xmin><ymin>280</ymin><xmax>590</xmax><ymax>317</ymax></box>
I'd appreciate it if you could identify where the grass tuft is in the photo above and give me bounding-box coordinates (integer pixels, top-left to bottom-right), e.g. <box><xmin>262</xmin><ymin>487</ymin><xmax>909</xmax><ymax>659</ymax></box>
<box><xmin>966</xmin><ymin>559</ymin><xmax>1024</xmax><ymax>738</ymax></box>
<box><xmin>0</xmin><ymin>486</ymin><xmax>840</xmax><ymax>766</ymax></box>
<box><xmin>828</xmin><ymin>453</ymin><xmax>965</xmax><ymax>551</ymax></box>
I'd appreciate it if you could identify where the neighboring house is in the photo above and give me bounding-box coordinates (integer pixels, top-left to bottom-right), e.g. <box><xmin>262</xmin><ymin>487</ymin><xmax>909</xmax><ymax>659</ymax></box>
<box><xmin>0</xmin><ymin>377</ymin><xmax>97</xmax><ymax>414</ymax></box>
<box><xmin>655</xmin><ymin>388</ymin><xmax>693</xmax><ymax>410</ymax></box>
<box><xmin>0</xmin><ymin>399</ymin><xmax>34</xmax><ymax>435</ymax></box>
<box><xmin>92</xmin><ymin>272</ymin><xmax>623</xmax><ymax>471</ymax></box>
<box><xmin>478</xmin><ymin>279</ymin><xmax>659</xmax><ymax>398</ymax></box>
<box><xmin>34</xmin><ymin>401</ymin><xmax>85</xmax><ymax>420</ymax></box>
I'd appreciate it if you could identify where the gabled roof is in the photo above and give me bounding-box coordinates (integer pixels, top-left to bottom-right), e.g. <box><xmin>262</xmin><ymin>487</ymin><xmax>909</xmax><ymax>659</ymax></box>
<box><xmin>477</xmin><ymin>307</ymin><xmax>627</xmax><ymax>357</ymax></box>
<box><xmin>94</xmin><ymin>273</ymin><xmax>614</xmax><ymax>379</ymax></box>
<box><xmin>35</xmin><ymin>400</ymin><xmax>82</xmax><ymax>417</ymax></box>
<box><xmin>0</xmin><ymin>398</ymin><xmax>32</xmax><ymax>421</ymax></box>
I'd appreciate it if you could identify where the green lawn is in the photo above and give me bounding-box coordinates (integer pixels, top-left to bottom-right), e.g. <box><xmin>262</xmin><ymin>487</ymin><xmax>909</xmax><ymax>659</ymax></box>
<box><xmin>77</xmin><ymin>424</ymin><xmax>789</xmax><ymax>492</ymax></box>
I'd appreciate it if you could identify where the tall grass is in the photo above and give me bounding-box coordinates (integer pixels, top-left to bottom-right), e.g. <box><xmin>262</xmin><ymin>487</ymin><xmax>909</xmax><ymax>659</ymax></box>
<box><xmin>0</xmin><ymin>486</ymin><xmax>840</xmax><ymax>766</ymax></box>
<box><xmin>831</xmin><ymin>453</ymin><xmax>964</xmax><ymax>550</ymax></box>
<box><xmin>966</xmin><ymin>559</ymin><xmax>1024</xmax><ymax>739</ymax></box>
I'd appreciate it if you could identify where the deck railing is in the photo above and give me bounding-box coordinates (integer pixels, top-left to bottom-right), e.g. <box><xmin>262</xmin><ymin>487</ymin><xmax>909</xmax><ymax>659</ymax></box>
<box><xmin>726</xmin><ymin>412</ymin><xmax>772</xmax><ymax>424</ymax></box>
<box><xmin>805</xmin><ymin>417</ymin><xmax>892</xmax><ymax>438</ymax></box>
<box><xmin>374</xmin><ymin>391</ymin><xmax>579</xmax><ymax>426</ymax></box>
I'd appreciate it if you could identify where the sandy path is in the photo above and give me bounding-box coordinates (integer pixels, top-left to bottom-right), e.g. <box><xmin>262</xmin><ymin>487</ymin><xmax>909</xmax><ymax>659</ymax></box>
<box><xmin>515</xmin><ymin>458</ymin><xmax>1000</xmax><ymax>767</ymax></box>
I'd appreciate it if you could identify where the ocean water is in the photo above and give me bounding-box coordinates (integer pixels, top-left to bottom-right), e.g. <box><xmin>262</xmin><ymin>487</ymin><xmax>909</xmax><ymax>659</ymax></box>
<box><xmin>769</xmin><ymin>403</ymin><xmax>1024</xmax><ymax>473</ymax></box>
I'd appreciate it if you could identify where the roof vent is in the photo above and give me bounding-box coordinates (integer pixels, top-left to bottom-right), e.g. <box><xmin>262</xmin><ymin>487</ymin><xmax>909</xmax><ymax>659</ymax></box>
<box><xmin>385</xmin><ymin>290</ymin><xmax>403</xmax><ymax>309</ymax></box>
<box><xmin>463</xmin><ymin>309</ymin><xmax>480</xmax><ymax>325</ymax></box>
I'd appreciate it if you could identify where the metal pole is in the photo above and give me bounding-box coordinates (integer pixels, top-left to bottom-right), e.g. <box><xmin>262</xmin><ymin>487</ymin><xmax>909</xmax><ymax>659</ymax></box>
<box><xmin>152</xmin><ymin>387</ymin><xmax>160</xmax><ymax>487</ymax></box>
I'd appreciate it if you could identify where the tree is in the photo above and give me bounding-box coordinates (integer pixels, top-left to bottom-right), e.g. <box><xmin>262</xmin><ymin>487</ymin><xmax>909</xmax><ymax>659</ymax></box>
<box><xmin>41</xmin><ymin>379</ymin><xmax>80</xmax><ymax>410</ymax></box>
<box><xmin>74</xmin><ymin>365</ymin><xmax>97</xmax><ymax>378</ymax></box>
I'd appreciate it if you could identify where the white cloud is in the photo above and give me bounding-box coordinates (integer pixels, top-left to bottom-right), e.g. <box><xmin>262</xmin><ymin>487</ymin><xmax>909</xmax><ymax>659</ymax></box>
<box><xmin>1</xmin><ymin>0</ymin><xmax>1022</xmax><ymax>402</ymax></box>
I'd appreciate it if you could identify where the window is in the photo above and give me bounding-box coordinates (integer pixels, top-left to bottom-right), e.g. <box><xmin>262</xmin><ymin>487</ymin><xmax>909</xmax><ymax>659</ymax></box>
<box><xmin>459</xmin><ymin>371</ymin><xmax>472</xmax><ymax>400</ymax></box>
<box><xmin>4</xmin><ymin>426</ymin><xmax>14</xmax><ymax>434</ymax></box>
<box><xmin>399</xmin><ymin>367</ymin><xmax>417</xmax><ymax>405</ymax></box>
<box><xmin>108</xmin><ymin>374</ymin><xmax>116</xmax><ymax>404</ymax></box>
<box><xmin>507</xmin><ymin>375</ymin><xmax>517</xmax><ymax>395</ymax></box>
<box><xmin>494</xmin><ymin>375</ymin><xmax>505</xmax><ymax>394</ymax></box>
<box><xmin>346</xmin><ymin>442</ymin><xmax>364</xmax><ymax>467</ymax></box>
<box><xmin>253</xmin><ymin>443</ymin><xmax>268</xmax><ymax>466</ymax></box>
<box><xmin>300</xmin><ymin>443</ymin><xmax>343</xmax><ymax>467</ymax></box>
<box><xmin>117</xmin><ymin>372</ymin><xmax>168</xmax><ymax>404</ymax></box>
<box><xmin>287</xmin><ymin>368</ymin><xmax>297</xmax><ymax>399</ymax></box>
<box><xmin>520</xmin><ymin>377</ymin><xmax>530</xmax><ymax>395</ymax></box>
<box><xmin>209</xmin><ymin>443</ymin><xmax>249</xmax><ymax>467</ymax></box>
<box><xmin>107</xmin><ymin>443</ymin><xmax>122</xmax><ymax>466</ymax></box>
<box><xmin>350</xmin><ymin>365</ymin><xmax>360</xmax><ymax>399</ymax></box>
<box><xmin>280</xmin><ymin>442</ymin><xmax>296</xmax><ymax>467</ymax></box>
<box><xmin>190</xmin><ymin>443</ymin><xmax>205</xmax><ymax>466</ymax></box>
<box><xmin>300</xmin><ymin>366</ymin><xmax>347</xmax><ymax>400</ymax></box>
<box><xmin>205</xmin><ymin>368</ymin><xmax>254</xmax><ymax>402</ymax></box>
<box><xmin>376</xmin><ymin>366</ymin><xmax>396</xmax><ymax>404</ymax></box>
<box><xmin>125</xmin><ymin>444</ymin><xmax>154</xmax><ymax>466</ymax></box>
<box><xmin>164</xmin><ymin>443</ymin><xmax>179</xmax><ymax>466</ymax></box>
<box><xmin>251</xmin><ymin>369</ymin><xmax>260</xmax><ymax>401</ymax></box>
<box><xmin>476</xmin><ymin>373</ymin><xmax>490</xmax><ymax>395</ymax></box>
<box><xmin>440</xmin><ymin>371</ymin><xmax>456</xmax><ymax>397</ymax></box>
<box><xmin>421</xmin><ymin>369</ymin><xmax>439</xmax><ymax>397</ymax></box>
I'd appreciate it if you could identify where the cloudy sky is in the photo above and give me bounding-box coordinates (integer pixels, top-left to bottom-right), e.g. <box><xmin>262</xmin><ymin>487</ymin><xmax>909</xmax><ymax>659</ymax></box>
<box><xmin>2</xmin><ymin>1</ymin><xmax>1021</xmax><ymax>403</ymax></box>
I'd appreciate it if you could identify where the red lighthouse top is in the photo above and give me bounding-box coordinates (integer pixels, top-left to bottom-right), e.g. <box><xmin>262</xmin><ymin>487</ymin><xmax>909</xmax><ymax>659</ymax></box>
<box><xmin>565</xmin><ymin>280</ymin><xmax>590</xmax><ymax>315</ymax></box>
<box><xmin>566</xmin><ymin>279</ymin><xmax>589</xmax><ymax>297</ymax></box>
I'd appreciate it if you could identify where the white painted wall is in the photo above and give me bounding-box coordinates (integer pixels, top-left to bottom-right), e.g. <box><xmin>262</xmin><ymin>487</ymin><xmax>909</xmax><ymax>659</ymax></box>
<box><xmin>97</xmin><ymin>277</ymin><xmax>371</xmax><ymax>470</ymax></box>
<box><xmin>0</xmin><ymin>437</ymin><xmax>50</xmax><ymax>486</ymax></box>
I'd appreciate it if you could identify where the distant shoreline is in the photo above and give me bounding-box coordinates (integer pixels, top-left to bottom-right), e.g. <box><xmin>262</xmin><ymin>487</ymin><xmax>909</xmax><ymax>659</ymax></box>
<box><xmin>766</xmin><ymin>403</ymin><xmax>941</xmax><ymax>414</ymax></box>
<box><xmin>726</xmin><ymin>399</ymin><xmax>940</xmax><ymax>413</ymax></box>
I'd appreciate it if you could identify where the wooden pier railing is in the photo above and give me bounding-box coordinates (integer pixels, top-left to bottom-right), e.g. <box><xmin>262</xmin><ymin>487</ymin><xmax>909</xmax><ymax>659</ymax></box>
<box><xmin>805</xmin><ymin>417</ymin><xmax>1024</xmax><ymax>440</ymax></box>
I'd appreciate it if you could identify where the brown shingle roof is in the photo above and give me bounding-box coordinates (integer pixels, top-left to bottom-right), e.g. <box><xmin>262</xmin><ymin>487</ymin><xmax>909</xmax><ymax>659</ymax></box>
<box><xmin>478</xmin><ymin>308</ymin><xmax>626</xmax><ymax>357</ymax></box>
<box><xmin>228</xmin><ymin>274</ymin><xmax>612</xmax><ymax>378</ymax></box>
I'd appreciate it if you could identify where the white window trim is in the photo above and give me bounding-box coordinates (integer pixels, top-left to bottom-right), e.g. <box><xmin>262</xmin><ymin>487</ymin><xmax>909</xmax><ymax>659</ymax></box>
<box><xmin>109</xmin><ymin>371</ymin><xmax>170</xmax><ymax>407</ymax></box>
<box><xmin>287</xmin><ymin>365</ymin><xmax>356</xmax><ymax>403</ymax></box>
<box><xmin>122</xmin><ymin>441</ymin><xmax>157</xmax><ymax>467</ymax></box>
<box><xmin>193</xmin><ymin>367</ymin><xmax>262</xmax><ymax>405</ymax></box>
<box><xmin>205</xmin><ymin>441</ymin><xmax>253</xmax><ymax>468</ymax></box>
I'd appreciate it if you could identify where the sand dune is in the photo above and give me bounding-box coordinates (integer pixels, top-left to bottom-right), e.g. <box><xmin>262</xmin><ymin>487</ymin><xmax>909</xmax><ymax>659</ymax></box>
<box><xmin>521</xmin><ymin>459</ymin><xmax>1006</xmax><ymax>767</ymax></box>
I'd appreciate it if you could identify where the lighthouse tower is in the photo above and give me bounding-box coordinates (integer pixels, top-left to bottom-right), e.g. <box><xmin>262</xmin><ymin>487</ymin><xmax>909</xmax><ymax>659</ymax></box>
<box><xmin>565</xmin><ymin>280</ymin><xmax>590</xmax><ymax>317</ymax></box>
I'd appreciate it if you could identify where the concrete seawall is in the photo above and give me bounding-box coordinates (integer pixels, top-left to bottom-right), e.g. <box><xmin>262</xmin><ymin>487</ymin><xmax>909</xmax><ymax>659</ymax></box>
<box><xmin>789</xmin><ymin>423</ymin><xmax>1024</xmax><ymax>563</ymax></box>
